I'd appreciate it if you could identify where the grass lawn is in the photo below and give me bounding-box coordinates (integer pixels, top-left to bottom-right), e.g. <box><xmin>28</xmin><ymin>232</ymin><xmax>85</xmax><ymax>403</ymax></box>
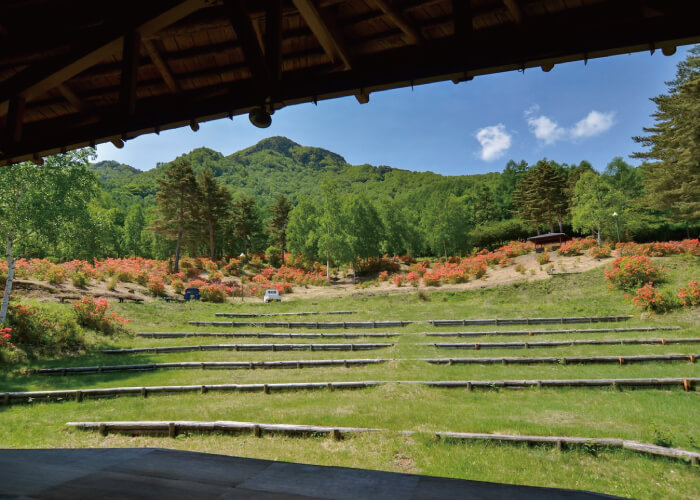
<box><xmin>1</xmin><ymin>256</ymin><xmax>699</xmax><ymax>499</ymax></box>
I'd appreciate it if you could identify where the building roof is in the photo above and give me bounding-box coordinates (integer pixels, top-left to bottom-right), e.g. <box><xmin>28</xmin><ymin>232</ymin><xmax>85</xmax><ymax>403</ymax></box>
<box><xmin>1</xmin><ymin>0</ymin><xmax>699</xmax><ymax>166</ymax></box>
<box><xmin>527</xmin><ymin>232</ymin><xmax>568</xmax><ymax>245</ymax></box>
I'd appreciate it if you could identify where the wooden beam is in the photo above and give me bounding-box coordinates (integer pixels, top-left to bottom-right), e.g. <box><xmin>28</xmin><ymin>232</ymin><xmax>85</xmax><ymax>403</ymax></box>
<box><xmin>503</xmin><ymin>0</ymin><xmax>523</xmax><ymax>24</ymax></box>
<box><xmin>265</xmin><ymin>0</ymin><xmax>283</xmax><ymax>84</ymax></box>
<box><xmin>292</xmin><ymin>0</ymin><xmax>352</xmax><ymax>69</ymax></box>
<box><xmin>143</xmin><ymin>39</ymin><xmax>180</xmax><ymax>94</ymax></box>
<box><xmin>6</xmin><ymin>95</ymin><xmax>25</xmax><ymax>143</ymax></box>
<box><xmin>0</xmin><ymin>0</ymin><xmax>208</xmax><ymax>116</ymax></box>
<box><xmin>225</xmin><ymin>0</ymin><xmax>269</xmax><ymax>84</ymax></box>
<box><xmin>57</xmin><ymin>84</ymin><xmax>85</xmax><ymax>112</ymax></box>
<box><xmin>452</xmin><ymin>0</ymin><xmax>472</xmax><ymax>64</ymax></box>
<box><xmin>369</xmin><ymin>0</ymin><xmax>422</xmax><ymax>44</ymax></box>
<box><xmin>355</xmin><ymin>92</ymin><xmax>369</xmax><ymax>104</ymax></box>
<box><xmin>119</xmin><ymin>29</ymin><xmax>141</xmax><ymax>117</ymax></box>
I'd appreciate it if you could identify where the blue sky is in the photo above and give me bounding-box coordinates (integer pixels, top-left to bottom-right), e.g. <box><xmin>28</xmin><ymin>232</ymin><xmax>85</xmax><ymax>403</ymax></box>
<box><xmin>96</xmin><ymin>45</ymin><xmax>691</xmax><ymax>176</ymax></box>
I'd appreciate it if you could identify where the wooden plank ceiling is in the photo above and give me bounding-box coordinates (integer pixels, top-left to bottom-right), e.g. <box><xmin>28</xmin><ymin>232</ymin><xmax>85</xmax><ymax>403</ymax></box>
<box><xmin>0</xmin><ymin>0</ymin><xmax>699</xmax><ymax>166</ymax></box>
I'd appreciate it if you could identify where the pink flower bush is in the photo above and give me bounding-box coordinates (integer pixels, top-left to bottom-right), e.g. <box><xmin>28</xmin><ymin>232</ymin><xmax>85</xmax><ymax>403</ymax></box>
<box><xmin>677</xmin><ymin>281</ymin><xmax>699</xmax><ymax>307</ymax></box>
<box><xmin>72</xmin><ymin>297</ymin><xmax>130</xmax><ymax>335</ymax></box>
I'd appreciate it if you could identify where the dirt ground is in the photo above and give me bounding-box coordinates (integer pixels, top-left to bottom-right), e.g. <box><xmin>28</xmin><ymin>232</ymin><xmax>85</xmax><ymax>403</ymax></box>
<box><xmin>7</xmin><ymin>253</ymin><xmax>610</xmax><ymax>304</ymax></box>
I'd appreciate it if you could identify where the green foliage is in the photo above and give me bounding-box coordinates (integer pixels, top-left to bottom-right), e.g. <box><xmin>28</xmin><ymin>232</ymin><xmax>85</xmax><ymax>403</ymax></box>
<box><xmin>633</xmin><ymin>45</ymin><xmax>700</xmax><ymax>230</ymax></box>
<box><xmin>267</xmin><ymin>194</ymin><xmax>292</xmax><ymax>261</ymax></box>
<box><xmin>513</xmin><ymin>160</ymin><xmax>568</xmax><ymax>233</ymax></box>
<box><xmin>571</xmin><ymin>172</ymin><xmax>621</xmax><ymax>245</ymax></box>
<box><xmin>230</xmin><ymin>195</ymin><xmax>263</xmax><ymax>256</ymax></box>
<box><xmin>196</xmin><ymin>169</ymin><xmax>232</xmax><ymax>260</ymax></box>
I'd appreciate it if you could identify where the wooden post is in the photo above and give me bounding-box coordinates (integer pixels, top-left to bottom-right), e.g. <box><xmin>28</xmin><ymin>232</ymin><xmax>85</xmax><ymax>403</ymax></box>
<box><xmin>3</xmin><ymin>393</ymin><xmax>9</xmax><ymax>406</ymax></box>
<box><xmin>201</xmin><ymin>385</ymin><xmax>207</xmax><ymax>394</ymax></box>
<box><xmin>141</xmin><ymin>387</ymin><xmax>148</xmax><ymax>398</ymax></box>
<box><xmin>75</xmin><ymin>391</ymin><xmax>83</xmax><ymax>403</ymax></box>
<box><xmin>263</xmin><ymin>384</ymin><xmax>270</xmax><ymax>394</ymax></box>
<box><xmin>99</xmin><ymin>424</ymin><xmax>108</xmax><ymax>437</ymax></box>
<box><xmin>556</xmin><ymin>440</ymin><xmax>563</xmax><ymax>452</ymax></box>
<box><xmin>327</xmin><ymin>383</ymin><xmax>334</xmax><ymax>392</ymax></box>
<box><xmin>331</xmin><ymin>429</ymin><xmax>342</xmax><ymax>441</ymax></box>
<box><xmin>253</xmin><ymin>424</ymin><xmax>262</xmax><ymax>437</ymax></box>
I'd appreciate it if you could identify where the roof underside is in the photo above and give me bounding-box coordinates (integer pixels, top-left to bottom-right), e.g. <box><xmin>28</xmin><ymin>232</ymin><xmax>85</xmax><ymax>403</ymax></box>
<box><xmin>1</xmin><ymin>0</ymin><xmax>699</xmax><ymax>166</ymax></box>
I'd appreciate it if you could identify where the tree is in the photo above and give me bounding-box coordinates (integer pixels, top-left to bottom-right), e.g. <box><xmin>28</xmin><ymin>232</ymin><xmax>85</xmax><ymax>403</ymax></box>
<box><xmin>230</xmin><ymin>195</ymin><xmax>262</xmax><ymax>256</ymax></box>
<box><xmin>152</xmin><ymin>158</ymin><xmax>199</xmax><ymax>272</ymax></box>
<box><xmin>123</xmin><ymin>205</ymin><xmax>146</xmax><ymax>256</ymax></box>
<box><xmin>267</xmin><ymin>194</ymin><xmax>292</xmax><ymax>264</ymax></box>
<box><xmin>287</xmin><ymin>196</ymin><xmax>320</xmax><ymax>261</ymax></box>
<box><xmin>343</xmin><ymin>193</ymin><xmax>384</xmax><ymax>278</ymax></box>
<box><xmin>197</xmin><ymin>169</ymin><xmax>231</xmax><ymax>260</ymax></box>
<box><xmin>422</xmin><ymin>192</ymin><xmax>470</xmax><ymax>257</ymax></box>
<box><xmin>317</xmin><ymin>181</ymin><xmax>352</xmax><ymax>282</ymax></box>
<box><xmin>0</xmin><ymin>149</ymin><xmax>97</xmax><ymax>324</ymax></box>
<box><xmin>633</xmin><ymin>45</ymin><xmax>700</xmax><ymax>235</ymax></box>
<box><xmin>513</xmin><ymin>160</ymin><xmax>568</xmax><ymax>233</ymax></box>
<box><xmin>571</xmin><ymin>171</ymin><xmax>621</xmax><ymax>245</ymax></box>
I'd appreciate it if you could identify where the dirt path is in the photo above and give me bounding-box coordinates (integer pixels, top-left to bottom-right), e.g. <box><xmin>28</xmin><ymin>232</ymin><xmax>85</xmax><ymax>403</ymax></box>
<box><xmin>7</xmin><ymin>253</ymin><xmax>611</xmax><ymax>304</ymax></box>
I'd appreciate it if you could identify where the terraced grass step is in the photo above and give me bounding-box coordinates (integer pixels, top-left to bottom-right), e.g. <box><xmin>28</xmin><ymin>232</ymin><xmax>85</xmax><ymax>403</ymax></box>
<box><xmin>189</xmin><ymin>316</ymin><xmax>633</xmax><ymax>329</ymax></box>
<box><xmin>28</xmin><ymin>353</ymin><xmax>697</xmax><ymax>376</ymax></box>
<box><xmin>4</xmin><ymin>377</ymin><xmax>697</xmax><ymax>406</ymax></box>
<box><xmin>425</xmin><ymin>326</ymin><xmax>682</xmax><ymax>338</ymax></box>
<box><xmin>100</xmin><ymin>343</ymin><xmax>394</xmax><ymax>354</ymax></box>
<box><xmin>65</xmin><ymin>420</ymin><xmax>700</xmax><ymax>464</ymax></box>
<box><xmin>137</xmin><ymin>332</ymin><xmax>399</xmax><ymax>339</ymax></box>
<box><xmin>430</xmin><ymin>338</ymin><xmax>700</xmax><ymax>350</ymax></box>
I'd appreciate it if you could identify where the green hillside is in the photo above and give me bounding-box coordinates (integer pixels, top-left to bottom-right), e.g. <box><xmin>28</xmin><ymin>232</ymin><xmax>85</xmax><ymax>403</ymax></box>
<box><xmin>92</xmin><ymin>136</ymin><xmax>503</xmax><ymax>211</ymax></box>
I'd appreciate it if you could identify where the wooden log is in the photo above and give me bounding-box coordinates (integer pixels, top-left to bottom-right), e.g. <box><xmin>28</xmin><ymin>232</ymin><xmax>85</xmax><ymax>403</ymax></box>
<box><xmin>101</xmin><ymin>343</ymin><xmax>393</xmax><ymax>354</ymax></box>
<box><xmin>424</xmin><ymin>326</ymin><xmax>681</xmax><ymax>337</ymax></box>
<box><xmin>137</xmin><ymin>332</ymin><xmax>398</xmax><ymax>339</ymax></box>
<box><xmin>430</xmin><ymin>338</ymin><xmax>700</xmax><ymax>350</ymax></box>
<box><xmin>214</xmin><ymin>311</ymin><xmax>357</xmax><ymax>317</ymax></box>
<box><xmin>64</xmin><ymin>421</ymin><xmax>700</xmax><ymax>464</ymax></box>
<box><xmin>429</xmin><ymin>316</ymin><xmax>632</xmax><ymax>327</ymax></box>
<box><xmin>188</xmin><ymin>320</ymin><xmax>412</xmax><ymax>328</ymax></box>
<box><xmin>422</xmin><ymin>354</ymin><xmax>699</xmax><ymax>366</ymax></box>
<box><xmin>9</xmin><ymin>378</ymin><xmax>698</xmax><ymax>406</ymax></box>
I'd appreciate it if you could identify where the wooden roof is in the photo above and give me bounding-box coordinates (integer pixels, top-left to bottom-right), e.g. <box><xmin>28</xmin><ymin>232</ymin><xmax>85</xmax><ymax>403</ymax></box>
<box><xmin>1</xmin><ymin>0</ymin><xmax>699</xmax><ymax>166</ymax></box>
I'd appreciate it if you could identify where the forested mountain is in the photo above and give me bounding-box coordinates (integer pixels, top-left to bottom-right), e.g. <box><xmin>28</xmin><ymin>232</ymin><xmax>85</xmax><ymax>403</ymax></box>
<box><xmin>91</xmin><ymin>136</ymin><xmax>501</xmax><ymax>211</ymax></box>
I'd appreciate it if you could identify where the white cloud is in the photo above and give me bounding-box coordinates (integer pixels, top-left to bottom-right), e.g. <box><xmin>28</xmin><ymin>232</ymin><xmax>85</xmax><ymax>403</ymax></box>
<box><xmin>475</xmin><ymin>124</ymin><xmax>512</xmax><ymax>161</ymax></box>
<box><xmin>525</xmin><ymin>107</ymin><xmax>615</xmax><ymax>144</ymax></box>
<box><xmin>571</xmin><ymin>110</ymin><xmax>615</xmax><ymax>139</ymax></box>
<box><xmin>526</xmin><ymin>114</ymin><xmax>566</xmax><ymax>145</ymax></box>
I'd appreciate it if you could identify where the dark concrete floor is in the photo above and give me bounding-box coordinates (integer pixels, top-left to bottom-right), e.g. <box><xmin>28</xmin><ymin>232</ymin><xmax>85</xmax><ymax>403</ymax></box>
<box><xmin>0</xmin><ymin>448</ymin><xmax>624</xmax><ymax>499</ymax></box>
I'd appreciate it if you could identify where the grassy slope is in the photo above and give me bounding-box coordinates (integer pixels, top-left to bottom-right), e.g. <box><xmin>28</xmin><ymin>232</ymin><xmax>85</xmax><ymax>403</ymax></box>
<box><xmin>1</xmin><ymin>256</ymin><xmax>699</xmax><ymax>499</ymax></box>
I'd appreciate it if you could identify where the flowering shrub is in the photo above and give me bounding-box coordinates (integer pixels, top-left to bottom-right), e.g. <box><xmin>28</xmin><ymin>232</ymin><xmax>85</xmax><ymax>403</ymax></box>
<box><xmin>73</xmin><ymin>297</ymin><xmax>130</xmax><ymax>335</ymax></box>
<box><xmin>605</xmin><ymin>256</ymin><xmax>665</xmax><ymax>291</ymax></box>
<box><xmin>45</xmin><ymin>265</ymin><xmax>66</xmax><ymax>285</ymax></box>
<box><xmin>514</xmin><ymin>263</ymin><xmax>525</xmax><ymax>274</ymax></box>
<box><xmin>406</xmin><ymin>271</ymin><xmax>420</xmax><ymax>287</ymax></box>
<box><xmin>272</xmin><ymin>282</ymin><xmax>293</xmax><ymax>294</ymax></box>
<box><xmin>147</xmin><ymin>278</ymin><xmax>166</xmax><ymax>297</ymax></box>
<box><xmin>536</xmin><ymin>252</ymin><xmax>550</xmax><ymax>265</ymax></box>
<box><xmin>617</xmin><ymin>239</ymin><xmax>699</xmax><ymax>257</ymax></box>
<box><xmin>70</xmin><ymin>272</ymin><xmax>89</xmax><ymax>288</ymax></box>
<box><xmin>200</xmin><ymin>284</ymin><xmax>228</xmax><ymax>303</ymax></box>
<box><xmin>0</xmin><ymin>327</ymin><xmax>13</xmax><ymax>348</ymax></box>
<box><xmin>423</xmin><ymin>271</ymin><xmax>442</xmax><ymax>286</ymax></box>
<box><xmin>378</xmin><ymin>271</ymin><xmax>389</xmax><ymax>282</ymax></box>
<box><xmin>171</xmin><ymin>279</ymin><xmax>185</xmax><ymax>294</ymax></box>
<box><xmin>497</xmin><ymin>241</ymin><xmax>534</xmax><ymax>258</ymax></box>
<box><xmin>677</xmin><ymin>281</ymin><xmax>699</xmax><ymax>307</ymax></box>
<box><xmin>631</xmin><ymin>283</ymin><xmax>679</xmax><ymax>313</ymax></box>
<box><xmin>588</xmin><ymin>245</ymin><xmax>612</xmax><ymax>259</ymax></box>
<box><xmin>392</xmin><ymin>274</ymin><xmax>405</xmax><ymax>287</ymax></box>
<box><xmin>5</xmin><ymin>300</ymin><xmax>84</xmax><ymax>356</ymax></box>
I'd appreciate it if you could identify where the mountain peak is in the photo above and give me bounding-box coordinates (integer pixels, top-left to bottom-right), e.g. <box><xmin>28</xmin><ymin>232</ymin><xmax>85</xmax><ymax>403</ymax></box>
<box><xmin>247</xmin><ymin>136</ymin><xmax>301</xmax><ymax>155</ymax></box>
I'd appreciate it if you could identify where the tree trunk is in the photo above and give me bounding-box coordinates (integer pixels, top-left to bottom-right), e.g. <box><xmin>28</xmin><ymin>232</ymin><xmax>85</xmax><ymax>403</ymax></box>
<box><xmin>326</xmin><ymin>259</ymin><xmax>330</xmax><ymax>283</ymax></box>
<box><xmin>547</xmin><ymin>203</ymin><xmax>554</xmax><ymax>233</ymax></box>
<box><xmin>686</xmin><ymin>220</ymin><xmax>690</xmax><ymax>239</ymax></box>
<box><xmin>557</xmin><ymin>216</ymin><xmax>563</xmax><ymax>233</ymax></box>
<box><xmin>243</xmin><ymin>232</ymin><xmax>248</xmax><ymax>256</ymax></box>
<box><xmin>208</xmin><ymin>219</ymin><xmax>215</xmax><ymax>261</ymax></box>
<box><xmin>442</xmin><ymin>239</ymin><xmax>447</xmax><ymax>259</ymax></box>
<box><xmin>0</xmin><ymin>235</ymin><xmax>15</xmax><ymax>325</ymax></box>
<box><xmin>596</xmin><ymin>223</ymin><xmax>601</xmax><ymax>246</ymax></box>
<box><xmin>281</xmin><ymin>235</ymin><xmax>286</xmax><ymax>266</ymax></box>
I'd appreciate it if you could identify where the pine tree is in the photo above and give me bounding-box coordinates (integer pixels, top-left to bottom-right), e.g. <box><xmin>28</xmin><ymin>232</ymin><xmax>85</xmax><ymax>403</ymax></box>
<box><xmin>197</xmin><ymin>169</ymin><xmax>231</xmax><ymax>261</ymax></box>
<box><xmin>513</xmin><ymin>160</ymin><xmax>568</xmax><ymax>234</ymax></box>
<box><xmin>230</xmin><ymin>195</ymin><xmax>262</xmax><ymax>256</ymax></box>
<box><xmin>152</xmin><ymin>158</ymin><xmax>199</xmax><ymax>272</ymax></box>
<box><xmin>267</xmin><ymin>194</ymin><xmax>292</xmax><ymax>264</ymax></box>
<box><xmin>633</xmin><ymin>45</ymin><xmax>700</xmax><ymax>236</ymax></box>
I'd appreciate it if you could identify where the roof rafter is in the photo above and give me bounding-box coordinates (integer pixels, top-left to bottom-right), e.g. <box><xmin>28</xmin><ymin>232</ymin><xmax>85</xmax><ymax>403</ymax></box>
<box><xmin>503</xmin><ymin>0</ymin><xmax>524</xmax><ymax>24</ymax></box>
<box><xmin>291</xmin><ymin>0</ymin><xmax>352</xmax><ymax>69</ymax></box>
<box><xmin>0</xmin><ymin>0</ymin><xmax>209</xmax><ymax>116</ymax></box>
<box><xmin>224</xmin><ymin>0</ymin><xmax>269</xmax><ymax>86</ymax></box>
<box><xmin>143</xmin><ymin>38</ymin><xmax>181</xmax><ymax>94</ymax></box>
<box><xmin>369</xmin><ymin>0</ymin><xmax>423</xmax><ymax>45</ymax></box>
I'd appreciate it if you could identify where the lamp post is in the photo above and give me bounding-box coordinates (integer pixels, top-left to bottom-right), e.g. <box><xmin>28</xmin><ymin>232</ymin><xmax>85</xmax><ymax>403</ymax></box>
<box><xmin>612</xmin><ymin>212</ymin><xmax>620</xmax><ymax>243</ymax></box>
